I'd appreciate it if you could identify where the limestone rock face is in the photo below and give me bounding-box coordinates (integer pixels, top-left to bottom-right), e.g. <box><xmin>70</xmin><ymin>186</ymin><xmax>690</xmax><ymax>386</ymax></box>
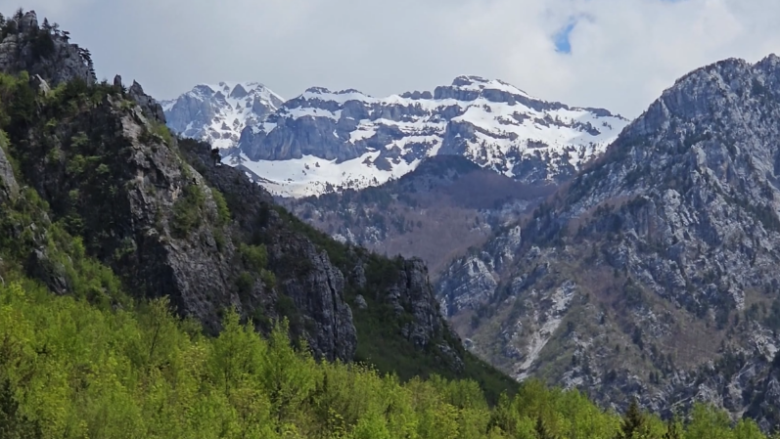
<box><xmin>0</xmin><ymin>10</ymin><xmax>95</xmax><ymax>86</ymax></box>
<box><xmin>128</xmin><ymin>80</ymin><xmax>166</xmax><ymax>124</ymax></box>
<box><xmin>0</xmin><ymin>141</ymin><xmax>18</xmax><ymax>203</ymax></box>
<box><xmin>437</xmin><ymin>54</ymin><xmax>780</xmax><ymax>426</ymax></box>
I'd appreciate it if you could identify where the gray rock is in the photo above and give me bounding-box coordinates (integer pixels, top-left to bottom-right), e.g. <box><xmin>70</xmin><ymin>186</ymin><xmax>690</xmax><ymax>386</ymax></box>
<box><xmin>31</xmin><ymin>74</ymin><xmax>50</xmax><ymax>95</ymax></box>
<box><xmin>351</xmin><ymin>263</ymin><xmax>367</xmax><ymax>289</ymax></box>
<box><xmin>436</xmin><ymin>53</ymin><xmax>780</xmax><ymax>426</ymax></box>
<box><xmin>354</xmin><ymin>294</ymin><xmax>368</xmax><ymax>310</ymax></box>
<box><xmin>0</xmin><ymin>10</ymin><xmax>95</xmax><ymax>86</ymax></box>
<box><xmin>128</xmin><ymin>80</ymin><xmax>166</xmax><ymax>124</ymax></box>
<box><xmin>0</xmin><ymin>142</ymin><xmax>19</xmax><ymax>202</ymax></box>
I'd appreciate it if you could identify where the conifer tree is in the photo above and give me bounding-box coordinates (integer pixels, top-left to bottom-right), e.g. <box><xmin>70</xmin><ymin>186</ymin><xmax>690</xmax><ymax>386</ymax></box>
<box><xmin>535</xmin><ymin>414</ymin><xmax>558</xmax><ymax>439</ymax></box>
<box><xmin>663</xmin><ymin>418</ymin><xmax>683</xmax><ymax>439</ymax></box>
<box><xmin>616</xmin><ymin>399</ymin><xmax>647</xmax><ymax>439</ymax></box>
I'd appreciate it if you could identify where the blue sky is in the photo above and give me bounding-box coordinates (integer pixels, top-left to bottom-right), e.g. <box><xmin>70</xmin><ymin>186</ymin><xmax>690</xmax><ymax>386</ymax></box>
<box><xmin>3</xmin><ymin>0</ymin><xmax>780</xmax><ymax>117</ymax></box>
<box><xmin>554</xmin><ymin>21</ymin><xmax>577</xmax><ymax>54</ymax></box>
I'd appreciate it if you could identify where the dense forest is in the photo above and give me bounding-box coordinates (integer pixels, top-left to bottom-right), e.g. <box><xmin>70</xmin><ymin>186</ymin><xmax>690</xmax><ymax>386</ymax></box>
<box><xmin>0</xmin><ymin>276</ymin><xmax>772</xmax><ymax>439</ymax></box>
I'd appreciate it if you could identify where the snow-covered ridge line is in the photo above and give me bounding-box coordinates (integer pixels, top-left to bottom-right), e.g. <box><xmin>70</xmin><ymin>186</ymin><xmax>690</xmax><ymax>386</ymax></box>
<box><xmin>164</xmin><ymin>75</ymin><xmax>629</xmax><ymax>198</ymax></box>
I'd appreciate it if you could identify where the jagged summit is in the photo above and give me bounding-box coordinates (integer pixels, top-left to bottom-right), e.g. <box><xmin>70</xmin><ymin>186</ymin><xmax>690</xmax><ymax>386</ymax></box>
<box><xmin>179</xmin><ymin>76</ymin><xmax>628</xmax><ymax>198</ymax></box>
<box><xmin>162</xmin><ymin>81</ymin><xmax>284</xmax><ymax>149</ymax></box>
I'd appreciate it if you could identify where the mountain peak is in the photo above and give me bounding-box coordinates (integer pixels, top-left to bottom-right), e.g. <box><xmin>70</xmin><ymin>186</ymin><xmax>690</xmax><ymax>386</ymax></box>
<box><xmin>450</xmin><ymin>75</ymin><xmax>531</xmax><ymax>98</ymax></box>
<box><xmin>438</xmin><ymin>52</ymin><xmax>780</xmax><ymax>427</ymax></box>
<box><xmin>300</xmin><ymin>86</ymin><xmax>373</xmax><ymax>103</ymax></box>
<box><xmin>166</xmin><ymin>76</ymin><xmax>628</xmax><ymax>198</ymax></box>
<box><xmin>163</xmin><ymin>81</ymin><xmax>284</xmax><ymax>149</ymax></box>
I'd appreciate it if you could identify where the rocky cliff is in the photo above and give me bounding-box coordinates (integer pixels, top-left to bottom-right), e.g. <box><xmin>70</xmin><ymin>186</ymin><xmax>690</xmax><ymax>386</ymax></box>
<box><xmin>0</xmin><ymin>8</ymin><xmax>514</xmax><ymax>397</ymax></box>
<box><xmin>437</xmin><ymin>54</ymin><xmax>780</xmax><ymax>427</ymax></box>
<box><xmin>0</xmin><ymin>9</ymin><xmax>95</xmax><ymax>86</ymax></box>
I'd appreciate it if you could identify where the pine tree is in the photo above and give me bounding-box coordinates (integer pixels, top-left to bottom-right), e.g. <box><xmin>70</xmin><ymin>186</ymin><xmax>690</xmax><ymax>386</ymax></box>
<box><xmin>535</xmin><ymin>414</ymin><xmax>558</xmax><ymax>439</ymax></box>
<box><xmin>662</xmin><ymin>418</ymin><xmax>683</xmax><ymax>439</ymax></box>
<box><xmin>616</xmin><ymin>399</ymin><xmax>646</xmax><ymax>439</ymax></box>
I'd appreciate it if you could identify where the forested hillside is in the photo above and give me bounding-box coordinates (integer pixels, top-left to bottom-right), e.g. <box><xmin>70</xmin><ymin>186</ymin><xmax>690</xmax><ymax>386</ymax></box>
<box><xmin>0</xmin><ymin>277</ymin><xmax>770</xmax><ymax>439</ymax></box>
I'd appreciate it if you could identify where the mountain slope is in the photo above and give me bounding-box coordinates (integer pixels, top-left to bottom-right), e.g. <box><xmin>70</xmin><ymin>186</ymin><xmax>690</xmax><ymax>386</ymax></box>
<box><xmin>162</xmin><ymin>81</ymin><xmax>283</xmax><ymax>149</ymax></box>
<box><xmin>283</xmin><ymin>155</ymin><xmax>554</xmax><ymax>278</ymax></box>
<box><xmin>0</xmin><ymin>8</ymin><xmax>515</xmax><ymax>402</ymax></box>
<box><xmin>437</xmin><ymin>54</ymin><xmax>780</xmax><ymax>427</ymax></box>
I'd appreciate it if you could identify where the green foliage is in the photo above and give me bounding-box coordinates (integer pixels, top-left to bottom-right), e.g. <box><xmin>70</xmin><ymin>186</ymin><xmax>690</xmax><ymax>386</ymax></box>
<box><xmin>150</xmin><ymin>120</ymin><xmax>173</xmax><ymax>145</ymax></box>
<box><xmin>236</xmin><ymin>271</ymin><xmax>255</xmax><ymax>298</ymax></box>
<box><xmin>0</xmin><ymin>279</ymin><xmax>762</xmax><ymax>439</ymax></box>
<box><xmin>211</xmin><ymin>187</ymin><xmax>231</xmax><ymax>225</ymax></box>
<box><xmin>239</xmin><ymin>243</ymin><xmax>269</xmax><ymax>270</ymax></box>
<box><xmin>616</xmin><ymin>399</ymin><xmax>651</xmax><ymax>439</ymax></box>
<box><xmin>0</xmin><ymin>378</ymin><xmax>42</xmax><ymax>439</ymax></box>
<box><xmin>172</xmin><ymin>184</ymin><xmax>206</xmax><ymax>237</ymax></box>
<box><xmin>261</xmin><ymin>269</ymin><xmax>277</xmax><ymax>289</ymax></box>
<box><xmin>238</xmin><ymin>243</ymin><xmax>275</xmax><ymax>290</ymax></box>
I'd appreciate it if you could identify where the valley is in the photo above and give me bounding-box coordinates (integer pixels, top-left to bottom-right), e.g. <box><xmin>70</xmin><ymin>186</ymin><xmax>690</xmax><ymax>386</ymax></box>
<box><xmin>0</xmin><ymin>4</ymin><xmax>777</xmax><ymax>438</ymax></box>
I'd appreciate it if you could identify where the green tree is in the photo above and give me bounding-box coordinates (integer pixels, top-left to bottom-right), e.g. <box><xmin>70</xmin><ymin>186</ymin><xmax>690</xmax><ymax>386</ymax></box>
<box><xmin>662</xmin><ymin>418</ymin><xmax>683</xmax><ymax>439</ymax></box>
<box><xmin>616</xmin><ymin>399</ymin><xmax>649</xmax><ymax>439</ymax></box>
<box><xmin>535</xmin><ymin>414</ymin><xmax>558</xmax><ymax>439</ymax></box>
<box><xmin>0</xmin><ymin>378</ymin><xmax>42</xmax><ymax>439</ymax></box>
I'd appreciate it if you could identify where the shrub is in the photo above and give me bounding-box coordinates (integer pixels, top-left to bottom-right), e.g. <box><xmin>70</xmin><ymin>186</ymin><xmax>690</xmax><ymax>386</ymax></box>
<box><xmin>150</xmin><ymin>121</ymin><xmax>173</xmax><ymax>145</ymax></box>
<box><xmin>236</xmin><ymin>271</ymin><xmax>254</xmax><ymax>298</ymax></box>
<box><xmin>238</xmin><ymin>243</ymin><xmax>268</xmax><ymax>270</ymax></box>
<box><xmin>171</xmin><ymin>184</ymin><xmax>205</xmax><ymax>237</ymax></box>
<box><xmin>210</xmin><ymin>188</ymin><xmax>231</xmax><ymax>225</ymax></box>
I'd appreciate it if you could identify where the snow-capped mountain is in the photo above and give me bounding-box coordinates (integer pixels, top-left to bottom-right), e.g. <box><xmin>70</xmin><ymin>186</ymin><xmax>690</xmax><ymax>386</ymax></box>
<box><xmin>233</xmin><ymin>76</ymin><xmax>629</xmax><ymax>197</ymax></box>
<box><xmin>164</xmin><ymin>76</ymin><xmax>629</xmax><ymax>198</ymax></box>
<box><xmin>162</xmin><ymin>81</ymin><xmax>284</xmax><ymax>149</ymax></box>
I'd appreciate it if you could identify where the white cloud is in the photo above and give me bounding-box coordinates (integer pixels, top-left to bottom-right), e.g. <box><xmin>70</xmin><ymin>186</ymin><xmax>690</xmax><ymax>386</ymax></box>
<box><xmin>1</xmin><ymin>0</ymin><xmax>779</xmax><ymax>117</ymax></box>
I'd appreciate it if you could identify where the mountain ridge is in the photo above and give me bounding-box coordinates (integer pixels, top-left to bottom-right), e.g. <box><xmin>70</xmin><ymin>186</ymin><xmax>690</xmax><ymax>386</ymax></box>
<box><xmin>164</xmin><ymin>75</ymin><xmax>629</xmax><ymax>197</ymax></box>
<box><xmin>436</xmin><ymin>53</ymin><xmax>780</xmax><ymax>428</ymax></box>
<box><xmin>0</xmin><ymin>7</ymin><xmax>515</xmax><ymax>403</ymax></box>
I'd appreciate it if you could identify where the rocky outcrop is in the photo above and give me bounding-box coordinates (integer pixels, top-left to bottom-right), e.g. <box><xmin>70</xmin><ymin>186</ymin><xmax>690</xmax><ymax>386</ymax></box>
<box><xmin>436</xmin><ymin>53</ymin><xmax>780</xmax><ymax>426</ymax></box>
<box><xmin>0</xmin><ymin>141</ymin><xmax>18</xmax><ymax>202</ymax></box>
<box><xmin>127</xmin><ymin>79</ymin><xmax>166</xmax><ymax>124</ymax></box>
<box><xmin>180</xmin><ymin>139</ymin><xmax>467</xmax><ymax>365</ymax></box>
<box><xmin>0</xmin><ymin>10</ymin><xmax>95</xmax><ymax>86</ymax></box>
<box><xmin>172</xmin><ymin>136</ymin><xmax>358</xmax><ymax>361</ymax></box>
<box><xmin>437</xmin><ymin>225</ymin><xmax>523</xmax><ymax>316</ymax></box>
<box><xmin>385</xmin><ymin>259</ymin><xmax>445</xmax><ymax>348</ymax></box>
